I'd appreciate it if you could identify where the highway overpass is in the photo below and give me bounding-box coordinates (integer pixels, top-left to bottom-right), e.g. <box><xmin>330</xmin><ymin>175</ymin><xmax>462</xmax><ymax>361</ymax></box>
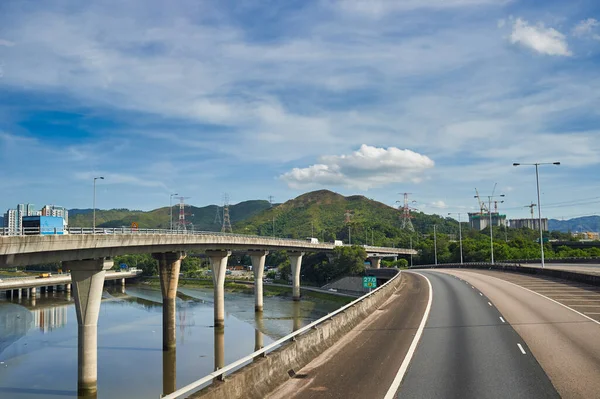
<box><xmin>0</xmin><ymin>228</ymin><xmax>413</xmax><ymax>396</ymax></box>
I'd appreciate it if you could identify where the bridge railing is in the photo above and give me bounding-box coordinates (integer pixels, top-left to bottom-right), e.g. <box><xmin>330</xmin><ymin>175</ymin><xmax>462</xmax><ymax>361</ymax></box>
<box><xmin>160</xmin><ymin>269</ymin><xmax>401</xmax><ymax>399</ymax></box>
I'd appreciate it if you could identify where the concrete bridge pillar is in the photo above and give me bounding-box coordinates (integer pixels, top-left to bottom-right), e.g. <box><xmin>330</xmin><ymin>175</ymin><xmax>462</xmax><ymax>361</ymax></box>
<box><xmin>207</xmin><ymin>250</ymin><xmax>231</xmax><ymax>327</ymax></box>
<box><xmin>30</xmin><ymin>287</ymin><xmax>36</xmax><ymax>296</ymax></box>
<box><xmin>17</xmin><ymin>288</ymin><xmax>22</xmax><ymax>299</ymax></box>
<box><xmin>64</xmin><ymin>258</ymin><xmax>113</xmax><ymax>397</ymax></box>
<box><xmin>368</xmin><ymin>257</ymin><xmax>382</xmax><ymax>269</ymax></box>
<box><xmin>250</xmin><ymin>250</ymin><xmax>269</xmax><ymax>312</ymax></box>
<box><xmin>120</xmin><ymin>278</ymin><xmax>125</xmax><ymax>287</ymax></box>
<box><xmin>152</xmin><ymin>251</ymin><xmax>186</xmax><ymax>351</ymax></box>
<box><xmin>288</xmin><ymin>251</ymin><xmax>305</xmax><ymax>301</ymax></box>
<box><xmin>292</xmin><ymin>301</ymin><xmax>302</xmax><ymax>332</ymax></box>
<box><xmin>66</xmin><ymin>283</ymin><xmax>71</xmax><ymax>292</ymax></box>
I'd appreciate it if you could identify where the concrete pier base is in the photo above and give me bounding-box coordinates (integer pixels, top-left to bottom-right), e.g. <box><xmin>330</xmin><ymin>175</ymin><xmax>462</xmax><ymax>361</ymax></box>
<box><xmin>250</xmin><ymin>251</ymin><xmax>269</xmax><ymax>312</ymax></box>
<box><xmin>64</xmin><ymin>258</ymin><xmax>113</xmax><ymax>397</ymax></box>
<box><xmin>207</xmin><ymin>250</ymin><xmax>231</xmax><ymax>327</ymax></box>
<box><xmin>288</xmin><ymin>252</ymin><xmax>304</xmax><ymax>301</ymax></box>
<box><xmin>153</xmin><ymin>251</ymin><xmax>186</xmax><ymax>350</ymax></box>
<box><xmin>293</xmin><ymin>301</ymin><xmax>302</xmax><ymax>332</ymax></box>
<box><xmin>254</xmin><ymin>312</ymin><xmax>264</xmax><ymax>351</ymax></box>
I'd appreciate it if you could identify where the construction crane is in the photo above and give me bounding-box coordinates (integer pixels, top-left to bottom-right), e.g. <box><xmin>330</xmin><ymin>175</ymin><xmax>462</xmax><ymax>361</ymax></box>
<box><xmin>474</xmin><ymin>188</ymin><xmax>488</xmax><ymax>214</ymax></box>
<box><xmin>524</xmin><ymin>203</ymin><xmax>537</xmax><ymax>219</ymax></box>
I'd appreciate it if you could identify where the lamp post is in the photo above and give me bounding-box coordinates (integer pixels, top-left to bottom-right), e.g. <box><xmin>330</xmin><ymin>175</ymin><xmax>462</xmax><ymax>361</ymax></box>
<box><xmin>475</xmin><ymin>185</ymin><xmax>504</xmax><ymax>265</ymax></box>
<box><xmin>448</xmin><ymin>213</ymin><xmax>464</xmax><ymax>265</ymax></box>
<box><xmin>433</xmin><ymin>224</ymin><xmax>438</xmax><ymax>265</ymax></box>
<box><xmin>93</xmin><ymin>177</ymin><xmax>104</xmax><ymax>234</ymax></box>
<box><xmin>513</xmin><ymin>162</ymin><xmax>560</xmax><ymax>268</ymax></box>
<box><xmin>169</xmin><ymin>193</ymin><xmax>179</xmax><ymax>231</ymax></box>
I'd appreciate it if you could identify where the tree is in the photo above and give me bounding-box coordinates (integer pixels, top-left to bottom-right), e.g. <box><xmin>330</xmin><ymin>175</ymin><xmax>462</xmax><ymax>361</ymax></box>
<box><xmin>332</xmin><ymin>245</ymin><xmax>368</xmax><ymax>276</ymax></box>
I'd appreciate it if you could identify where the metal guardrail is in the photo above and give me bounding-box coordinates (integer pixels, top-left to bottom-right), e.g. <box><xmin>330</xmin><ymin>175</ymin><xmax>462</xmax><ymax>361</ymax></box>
<box><xmin>409</xmin><ymin>262</ymin><xmax>521</xmax><ymax>269</ymax></box>
<box><xmin>160</xmin><ymin>269</ymin><xmax>401</xmax><ymax>399</ymax></box>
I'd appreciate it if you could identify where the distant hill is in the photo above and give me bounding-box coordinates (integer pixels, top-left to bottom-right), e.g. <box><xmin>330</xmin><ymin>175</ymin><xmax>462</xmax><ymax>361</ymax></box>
<box><xmin>549</xmin><ymin>216</ymin><xmax>600</xmax><ymax>233</ymax></box>
<box><xmin>68</xmin><ymin>200</ymin><xmax>271</xmax><ymax>231</ymax></box>
<box><xmin>234</xmin><ymin>189</ymin><xmax>456</xmax><ymax>246</ymax></box>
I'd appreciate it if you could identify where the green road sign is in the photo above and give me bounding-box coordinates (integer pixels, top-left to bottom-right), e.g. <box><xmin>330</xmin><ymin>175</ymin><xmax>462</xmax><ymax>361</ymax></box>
<box><xmin>363</xmin><ymin>276</ymin><xmax>377</xmax><ymax>289</ymax></box>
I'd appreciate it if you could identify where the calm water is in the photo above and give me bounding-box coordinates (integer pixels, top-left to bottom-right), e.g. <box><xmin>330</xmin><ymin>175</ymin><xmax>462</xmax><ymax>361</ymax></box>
<box><xmin>0</xmin><ymin>283</ymin><xmax>343</xmax><ymax>399</ymax></box>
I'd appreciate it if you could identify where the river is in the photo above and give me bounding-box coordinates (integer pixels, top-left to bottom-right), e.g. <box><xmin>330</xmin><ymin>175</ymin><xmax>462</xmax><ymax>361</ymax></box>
<box><xmin>0</xmin><ymin>282</ymin><xmax>345</xmax><ymax>399</ymax></box>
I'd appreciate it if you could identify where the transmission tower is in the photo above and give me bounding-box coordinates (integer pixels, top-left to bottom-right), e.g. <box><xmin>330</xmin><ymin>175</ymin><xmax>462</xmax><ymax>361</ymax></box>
<box><xmin>174</xmin><ymin>196</ymin><xmax>191</xmax><ymax>232</ymax></box>
<box><xmin>397</xmin><ymin>193</ymin><xmax>415</xmax><ymax>232</ymax></box>
<box><xmin>221</xmin><ymin>194</ymin><xmax>233</xmax><ymax>233</ymax></box>
<box><xmin>213</xmin><ymin>205</ymin><xmax>222</xmax><ymax>225</ymax></box>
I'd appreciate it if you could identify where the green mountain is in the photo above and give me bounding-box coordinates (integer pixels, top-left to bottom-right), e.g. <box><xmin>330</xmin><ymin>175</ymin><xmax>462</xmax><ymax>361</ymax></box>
<box><xmin>549</xmin><ymin>216</ymin><xmax>600</xmax><ymax>233</ymax></box>
<box><xmin>234</xmin><ymin>190</ymin><xmax>457</xmax><ymax>247</ymax></box>
<box><xmin>68</xmin><ymin>200</ymin><xmax>271</xmax><ymax>231</ymax></box>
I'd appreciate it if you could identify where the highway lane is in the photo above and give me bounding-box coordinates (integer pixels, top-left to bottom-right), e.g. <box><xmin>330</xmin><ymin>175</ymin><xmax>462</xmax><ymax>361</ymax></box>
<box><xmin>443</xmin><ymin>269</ymin><xmax>600</xmax><ymax>398</ymax></box>
<box><xmin>267</xmin><ymin>272</ymin><xmax>429</xmax><ymax>399</ymax></box>
<box><xmin>395</xmin><ymin>271</ymin><xmax>558</xmax><ymax>399</ymax></box>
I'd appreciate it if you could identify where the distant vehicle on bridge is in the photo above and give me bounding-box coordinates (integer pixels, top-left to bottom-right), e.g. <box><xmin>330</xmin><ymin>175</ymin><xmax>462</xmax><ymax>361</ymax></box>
<box><xmin>36</xmin><ymin>272</ymin><xmax>52</xmax><ymax>278</ymax></box>
<box><xmin>306</xmin><ymin>237</ymin><xmax>319</xmax><ymax>243</ymax></box>
<box><xmin>334</xmin><ymin>240</ymin><xmax>343</xmax><ymax>246</ymax></box>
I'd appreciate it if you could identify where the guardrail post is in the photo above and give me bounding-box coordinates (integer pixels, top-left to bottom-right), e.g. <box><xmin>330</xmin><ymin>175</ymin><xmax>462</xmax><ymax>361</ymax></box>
<box><xmin>249</xmin><ymin>250</ymin><xmax>269</xmax><ymax>312</ymax></box>
<box><xmin>63</xmin><ymin>257</ymin><xmax>113</xmax><ymax>397</ymax></box>
<box><xmin>207</xmin><ymin>250</ymin><xmax>232</xmax><ymax>328</ymax></box>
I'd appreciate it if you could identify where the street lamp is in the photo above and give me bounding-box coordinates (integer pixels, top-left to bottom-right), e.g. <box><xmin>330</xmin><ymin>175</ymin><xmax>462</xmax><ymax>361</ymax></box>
<box><xmin>433</xmin><ymin>224</ymin><xmax>438</xmax><ymax>265</ymax></box>
<box><xmin>475</xmin><ymin>184</ymin><xmax>504</xmax><ymax>265</ymax></box>
<box><xmin>93</xmin><ymin>177</ymin><xmax>104</xmax><ymax>234</ymax></box>
<box><xmin>448</xmin><ymin>213</ymin><xmax>464</xmax><ymax>265</ymax></box>
<box><xmin>513</xmin><ymin>162</ymin><xmax>560</xmax><ymax>268</ymax></box>
<box><xmin>169</xmin><ymin>193</ymin><xmax>179</xmax><ymax>231</ymax></box>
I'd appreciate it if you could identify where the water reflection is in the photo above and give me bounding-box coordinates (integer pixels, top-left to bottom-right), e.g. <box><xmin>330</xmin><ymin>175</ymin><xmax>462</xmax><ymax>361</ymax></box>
<box><xmin>162</xmin><ymin>348</ymin><xmax>176</xmax><ymax>396</ymax></box>
<box><xmin>292</xmin><ymin>301</ymin><xmax>302</xmax><ymax>332</ymax></box>
<box><xmin>214</xmin><ymin>326</ymin><xmax>225</xmax><ymax>371</ymax></box>
<box><xmin>254</xmin><ymin>312</ymin><xmax>264</xmax><ymax>351</ymax></box>
<box><xmin>0</xmin><ymin>284</ymin><xmax>346</xmax><ymax>399</ymax></box>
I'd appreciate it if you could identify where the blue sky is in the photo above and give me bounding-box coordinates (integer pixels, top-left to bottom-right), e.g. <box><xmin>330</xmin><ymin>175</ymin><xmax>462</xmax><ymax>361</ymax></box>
<box><xmin>1</xmin><ymin>0</ymin><xmax>599</xmax><ymax>220</ymax></box>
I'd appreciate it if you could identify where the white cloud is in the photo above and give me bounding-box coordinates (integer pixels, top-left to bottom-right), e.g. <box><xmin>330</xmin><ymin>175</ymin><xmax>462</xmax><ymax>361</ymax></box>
<box><xmin>330</xmin><ymin>0</ymin><xmax>510</xmax><ymax>17</ymax></box>
<box><xmin>0</xmin><ymin>39</ymin><xmax>15</xmax><ymax>47</ymax></box>
<box><xmin>573</xmin><ymin>18</ymin><xmax>599</xmax><ymax>37</ymax></box>
<box><xmin>510</xmin><ymin>18</ymin><xmax>571</xmax><ymax>56</ymax></box>
<box><xmin>280</xmin><ymin>144</ymin><xmax>435</xmax><ymax>190</ymax></box>
<box><xmin>430</xmin><ymin>200</ymin><xmax>448</xmax><ymax>209</ymax></box>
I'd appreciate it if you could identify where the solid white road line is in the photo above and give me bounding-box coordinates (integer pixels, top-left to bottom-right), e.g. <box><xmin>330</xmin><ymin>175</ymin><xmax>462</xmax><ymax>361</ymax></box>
<box><xmin>384</xmin><ymin>272</ymin><xmax>433</xmax><ymax>399</ymax></box>
<box><xmin>517</xmin><ymin>343</ymin><xmax>526</xmax><ymax>355</ymax></box>
<box><xmin>499</xmin><ymin>317</ymin><xmax>505</xmax><ymax>323</ymax></box>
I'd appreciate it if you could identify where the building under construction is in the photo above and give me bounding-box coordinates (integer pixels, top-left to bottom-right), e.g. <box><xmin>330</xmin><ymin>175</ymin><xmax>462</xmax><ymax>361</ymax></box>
<box><xmin>509</xmin><ymin>218</ymin><xmax>548</xmax><ymax>231</ymax></box>
<box><xmin>468</xmin><ymin>212</ymin><xmax>507</xmax><ymax>230</ymax></box>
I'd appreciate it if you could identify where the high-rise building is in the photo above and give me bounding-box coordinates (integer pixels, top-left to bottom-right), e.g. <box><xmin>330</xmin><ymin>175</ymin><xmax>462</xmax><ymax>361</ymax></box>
<box><xmin>3</xmin><ymin>209</ymin><xmax>18</xmax><ymax>233</ymax></box>
<box><xmin>509</xmin><ymin>218</ymin><xmax>548</xmax><ymax>231</ymax></box>
<box><xmin>468</xmin><ymin>212</ymin><xmax>507</xmax><ymax>231</ymax></box>
<box><xmin>41</xmin><ymin>205</ymin><xmax>68</xmax><ymax>225</ymax></box>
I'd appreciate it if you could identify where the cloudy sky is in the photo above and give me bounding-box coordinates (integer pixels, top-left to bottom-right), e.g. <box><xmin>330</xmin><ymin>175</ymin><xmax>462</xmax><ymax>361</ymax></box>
<box><xmin>1</xmin><ymin>0</ymin><xmax>599</xmax><ymax>220</ymax></box>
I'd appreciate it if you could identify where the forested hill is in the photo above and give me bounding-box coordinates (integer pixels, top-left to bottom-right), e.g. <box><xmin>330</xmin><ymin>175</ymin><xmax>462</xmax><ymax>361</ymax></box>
<box><xmin>549</xmin><ymin>216</ymin><xmax>600</xmax><ymax>233</ymax></box>
<box><xmin>68</xmin><ymin>200</ymin><xmax>271</xmax><ymax>231</ymax></box>
<box><xmin>234</xmin><ymin>189</ymin><xmax>456</xmax><ymax>247</ymax></box>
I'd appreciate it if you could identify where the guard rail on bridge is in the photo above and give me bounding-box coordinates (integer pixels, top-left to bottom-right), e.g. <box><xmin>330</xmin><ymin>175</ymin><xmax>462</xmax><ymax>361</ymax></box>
<box><xmin>161</xmin><ymin>268</ymin><xmax>401</xmax><ymax>399</ymax></box>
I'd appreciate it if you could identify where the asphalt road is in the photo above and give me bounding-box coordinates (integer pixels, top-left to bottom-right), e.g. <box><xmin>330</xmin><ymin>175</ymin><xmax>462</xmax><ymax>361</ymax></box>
<box><xmin>395</xmin><ymin>271</ymin><xmax>559</xmax><ymax>399</ymax></box>
<box><xmin>267</xmin><ymin>272</ymin><xmax>429</xmax><ymax>399</ymax></box>
<box><xmin>443</xmin><ymin>269</ymin><xmax>600</xmax><ymax>398</ymax></box>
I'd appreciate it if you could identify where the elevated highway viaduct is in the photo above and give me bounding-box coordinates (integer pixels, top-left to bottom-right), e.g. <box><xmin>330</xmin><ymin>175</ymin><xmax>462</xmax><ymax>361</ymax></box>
<box><xmin>0</xmin><ymin>230</ymin><xmax>413</xmax><ymax>396</ymax></box>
